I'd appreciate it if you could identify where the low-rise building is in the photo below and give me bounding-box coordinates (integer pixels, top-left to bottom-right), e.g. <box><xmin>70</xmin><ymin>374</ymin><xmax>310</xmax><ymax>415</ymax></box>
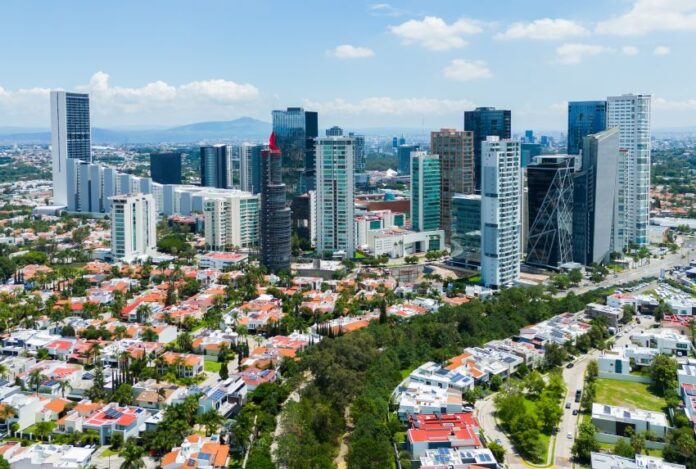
<box><xmin>162</xmin><ymin>434</ymin><xmax>230</xmax><ymax>469</ymax></box>
<box><xmin>0</xmin><ymin>443</ymin><xmax>96</xmax><ymax>469</ymax></box>
<box><xmin>590</xmin><ymin>452</ymin><xmax>685</xmax><ymax>469</ymax></box>
<box><xmin>591</xmin><ymin>403</ymin><xmax>670</xmax><ymax>439</ymax></box>
<box><xmin>631</xmin><ymin>329</ymin><xmax>692</xmax><ymax>356</ymax></box>
<box><xmin>367</xmin><ymin>227</ymin><xmax>445</xmax><ymax>258</ymax></box>
<box><xmin>586</xmin><ymin>303</ymin><xmax>623</xmax><ymax>328</ymax></box>
<box><xmin>198</xmin><ymin>252</ymin><xmax>248</xmax><ymax>271</ymax></box>
<box><xmin>393</xmin><ymin>381</ymin><xmax>464</xmax><ymax>420</ymax></box>
<box><xmin>418</xmin><ymin>448</ymin><xmax>498</xmax><ymax>469</ymax></box>
<box><xmin>598</xmin><ymin>347</ymin><xmax>659</xmax><ymax>375</ymax></box>
<box><xmin>406</xmin><ymin>413</ymin><xmax>481</xmax><ymax>459</ymax></box>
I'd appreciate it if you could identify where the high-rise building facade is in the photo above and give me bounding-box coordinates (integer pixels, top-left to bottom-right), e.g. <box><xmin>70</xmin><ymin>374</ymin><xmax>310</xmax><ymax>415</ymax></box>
<box><xmin>239</xmin><ymin>143</ymin><xmax>264</xmax><ymax>194</ymax></box>
<box><xmin>316</xmin><ymin>136</ymin><xmax>355</xmax><ymax>257</ymax></box>
<box><xmin>451</xmin><ymin>194</ymin><xmax>481</xmax><ymax>267</ymax></box>
<box><xmin>260</xmin><ymin>134</ymin><xmax>292</xmax><ymax>272</ymax></box>
<box><xmin>430</xmin><ymin>129</ymin><xmax>475</xmax><ymax>241</ymax></box>
<box><xmin>567</xmin><ymin>101</ymin><xmax>607</xmax><ymax>156</ymax></box>
<box><xmin>51</xmin><ymin>91</ymin><xmax>92</xmax><ymax>207</ymax></box>
<box><xmin>521</xmin><ymin>143</ymin><xmax>542</xmax><ymax>168</ymax></box>
<box><xmin>200</xmin><ymin>145</ymin><xmax>231</xmax><ymax>189</ymax></box>
<box><xmin>573</xmin><ymin>128</ymin><xmax>620</xmax><ymax>265</ymax></box>
<box><xmin>326</xmin><ymin>126</ymin><xmax>343</xmax><ymax>136</ymax></box>
<box><xmin>349</xmin><ymin>132</ymin><xmax>366</xmax><ymax>174</ymax></box>
<box><xmin>526</xmin><ymin>155</ymin><xmax>575</xmax><ymax>269</ymax></box>
<box><xmin>464</xmin><ymin>107</ymin><xmax>512</xmax><ymax>192</ymax></box>
<box><xmin>150</xmin><ymin>152</ymin><xmax>182</xmax><ymax>185</ymax></box>
<box><xmin>397</xmin><ymin>144</ymin><xmax>420</xmax><ymax>175</ymax></box>
<box><xmin>203</xmin><ymin>191</ymin><xmax>260</xmax><ymax>251</ymax></box>
<box><xmin>110</xmin><ymin>193</ymin><xmax>157</xmax><ymax>261</ymax></box>
<box><xmin>271</xmin><ymin>107</ymin><xmax>318</xmax><ymax>193</ymax></box>
<box><xmin>411</xmin><ymin>151</ymin><xmax>441</xmax><ymax>233</ymax></box>
<box><xmin>480</xmin><ymin>137</ymin><xmax>521</xmax><ymax>288</ymax></box>
<box><xmin>607</xmin><ymin>94</ymin><xmax>651</xmax><ymax>248</ymax></box>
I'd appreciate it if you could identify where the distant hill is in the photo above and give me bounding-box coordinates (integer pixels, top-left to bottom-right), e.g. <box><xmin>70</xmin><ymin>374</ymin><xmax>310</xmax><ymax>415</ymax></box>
<box><xmin>0</xmin><ymin>117</ymin><xmax>272</xmax><ymax>144</ymax></box>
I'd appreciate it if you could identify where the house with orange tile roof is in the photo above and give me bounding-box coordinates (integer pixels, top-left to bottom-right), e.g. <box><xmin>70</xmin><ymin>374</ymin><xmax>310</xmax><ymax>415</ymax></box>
<box><xmin>161</xmin><ymin>434</ymin><xmax>229</xmax><ymax>469</ymax></box>
<box><xmin>407</xmin><ymin>412</ymin><xmax>481</xmax><ymax>459</ymax></box>
<box><xmin>234</xmin><ymin>367</ymin><xmax>277</xmax><ymax>391</ymax></box>
<box><xmin>159</xmin><ymin>352</ymin><xmax>204</xmax><ymax>378</ymax></box>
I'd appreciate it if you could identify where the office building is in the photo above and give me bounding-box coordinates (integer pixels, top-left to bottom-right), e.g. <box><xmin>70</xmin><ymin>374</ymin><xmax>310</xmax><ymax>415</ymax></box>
<box><xmin>524</xmin><ymin>130</ymin><xmax>534</xmax><ymax>143</ymax></box>
<box><xmin>397</xmin><ymin>144</ymin><xmax>419</xmax><ymax>175</ymax></box>
<box><xmin>51</xmin><ymin>91</ymin><xmax>91</xmax><ymax>207</ymax></box>
<box><xmin>520</xmin><ymin>143</ymin><xmax>542</xmax><ymax>168</ymax></box>
<box><xmin>203</xmin><ymin>191</ymin><xmax>260</xmax><ymax>251</ymax></box>
<box><xmin>480</xmin><ymin>137</ymin><xmax>521</xmax><ymax>288</ymax></box>
<box><xmin>573</xmin><ymin>128</ymin><xmax>620</xmax><ymax>265</ymax></box>
<box><xmin>607</xmin><ymin>94</ymin><xmax>651</xmax><ymax>248</ymax></box>
<box><xmin>291</xmin><ymin>191</ymin><xmax>317</xmax><ymax>248</ymax></box>
<box><xmin>411</xmin><ymin>152</ymin><xmax>441</xmax><ymax>233</ymax></box>
<box><xmin>567</xmin><ymin>101</ymin><xmax>607</xmax><ymax>156</ymax></box>
<box><xmin>260</xmin><ymin>133</ymin><xmax>292</xmax><ymax>272</ymax></box>
<box><xmin>349</xmin><ymin>132</ymin><xmax>366</xmax><ymax>174</ymax></box>
<box><xmin>316</xmin><ymin>136</ymin><xmax>355</xmax><ymax>258</ymax></box>
<box><xmin>200</xmin><ymin>145</ymin><xmax>231</xmax><ymax>189</ymax></box>
<box><xmin>451</xmin><ymin>194</ymin><xmax>481</xmax><ymax>267</ymax></box>
<box><xmin>239</xmin><ymin>143</ymin><xmax>264</xmax><ymax>194</ymax></box>
<box><xmin>325</xmin><ymin>126</ymin><xmax>343</xmax><ymax>136</ymax></box>
<box><xmin>464</xmin><ymin>107</ymin><xmax>512</xmax><ymax>191</ymax></box>
<box><xmin>150</xmin><ymin>152</ymin><xmax>182</xmax><ymax>185</ymax></box>
<box><xmin>431</xmin><ymin>129</ymin><xmax>475</xmax><ymax>241</ymax></box>
<box><xmin>110</xmin><ymin>193</ymin><xmax>157</xmax><ymax>261</ymax></box>
<box><xmin>271</xmin><ymin>107</ymin><xmax>318</xmax><ymax>193</ymax></box>
<box><xmin>526</xmin><ymin>155</ymin><xmax>575</xmax><ymax>269</ymax></box>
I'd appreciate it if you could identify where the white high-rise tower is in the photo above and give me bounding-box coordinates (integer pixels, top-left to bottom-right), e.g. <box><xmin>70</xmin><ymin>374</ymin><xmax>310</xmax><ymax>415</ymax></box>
<box><xmin>607</xmin><ymin>94</ymin><xmax>651</xmax><ymax>249</ymax></box>
<box><xmin>50</xmin><ymin>91</ymin><xmax>91</xmax><ymax>207</ymax></box>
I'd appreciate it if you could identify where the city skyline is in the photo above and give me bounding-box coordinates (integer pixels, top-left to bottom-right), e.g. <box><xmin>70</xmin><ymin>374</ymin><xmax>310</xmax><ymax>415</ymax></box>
<box><xmin>1</xmin><ymin>0</ymin><xmax>695</xmax><ymax>130</ymax></box>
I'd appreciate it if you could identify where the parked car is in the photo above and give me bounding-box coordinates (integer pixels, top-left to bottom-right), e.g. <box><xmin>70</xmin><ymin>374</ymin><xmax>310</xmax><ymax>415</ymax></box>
<box><xmin>565</xmin><ymin>402</ymin><xmax>571</xmax><ymax>409</ymax></box>
<box><xmin>566</xmin><ymin>362</ymin><xmax>574</xmax><ymax>369</ymax></box>
<box><xmin>572</xmin><ymin>409</ymin><xmax>578</xmax><ymax>415</ymax></box>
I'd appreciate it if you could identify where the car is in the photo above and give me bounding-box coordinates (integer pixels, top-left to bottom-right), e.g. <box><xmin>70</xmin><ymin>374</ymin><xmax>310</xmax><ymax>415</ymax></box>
<box><xmin>565</xmin><ymin>402</ymin><xmax>571</xmax><ymax>409</ymax></box>
<box><xmin>495</xmin><ymin>438</ymin><xmax>502</xmax><ymax>445</ymax></box>
<box><xmin>463</xmin><ymin>406</ymin><xmax>474</xmax><ymax>412</ymax></box>
<box><xmin>567</xmin><ymin>432</ymin><xmax>573</xmax><ymax>439</ymax></box>
<box><xmin>572</xmin><ymin>409</ymin><xmax>578</xmax><ymax>415</ymax></box>
<box><xmin>565</xmin><ymin>362</ymin><xmax>574</xmax><ymax>369</ymax></box>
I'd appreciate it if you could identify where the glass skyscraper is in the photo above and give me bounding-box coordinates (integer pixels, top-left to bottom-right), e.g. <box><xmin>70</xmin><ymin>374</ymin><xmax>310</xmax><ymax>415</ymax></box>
<box><xmin>200</xmin><ymin>145</ymin><xmax>231</xmax><ymax>189</ymax></box>
<box><xmin>239</xmin><ymin>143</ymin><xmax>264</xmax><ymax>194</ymax></box>
<box><xmin>464</xmin><ymin>107</ymin><xmax>511</xmax><ymax>192</ymax></box>
<box><xmin>271</xmin><ymin>107</ymin><xmax>318</xmax><ymax>194</ymax></box>
<box><xmin>51</xmin><ymin>91</ymin><xmax>92</xmax><ymax>207</ymax></box>
<box><xmin>150</xmin><ymin>152</ymin><xmax>182</xmax><ymax>185</ymax></box>
<box><xmin>260</xmin><ymin>136</ymin><xmax>292</xmax><ymax>272</ymax></box>
<box><xmin>397</xmin><ymin>144</ymin><xmax>419</xmax><ymax>175</ymax></box>
<box><xmin>567</xmin><ymin>101</ymin><xmax>607</xmax><ymax>156</ymax></box>
<box><xmin>411</xmin><ymin>151</ymin><xmax>441</xmax><ymax>232</ymax></box>
<box><xmin>349</xmin><ymin>132</ymin><xmax>366</xmax><ymax>174</ymax></box>
<box><xmin>451</xmin><ymin>194</ymin><xmax>481</xmax><ymax>267</ymax></box>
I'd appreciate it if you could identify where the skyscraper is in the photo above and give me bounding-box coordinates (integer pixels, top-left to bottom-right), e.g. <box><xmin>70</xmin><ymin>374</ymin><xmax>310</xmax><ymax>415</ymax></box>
<box><xmin>397</xmin><ymin>144</ymin><xmax>420</xmax><ymax>175</ymax></box>
<box><xmin>200</xmin><ymin>145</ymin><xmax>231</xmax><ymax>189</ymax></box>
<box><xmin>260</xmin><ymin>133</ymin><xmax>292</xmax><ymax>273</ymax></box>
<box><xmin>430</xmin><ymin>129</ymin><xmax>475</xmax><ymax>241</ymax></box>
<box><xmin>520</xmin><ymin>143</ymin><xmax>542</xmax><ymax>168</ymax></box>
<box><xmin>567</xmin><ymin>101</ymin><xmax>607</xmax><ymax>156</ymax></box>
<box><xmin>150</xmin><ymin>152</ymin><xmax>182</xmax><ymax>185</ymax></box>
<box><xmin>607</xmin><ymin>94</ymin><xmax>651</xmax><ymax>248</ymax></box>
<box><xmin>271</xmin><ymin>107</ymin><xmax>318</xmax><ymax>193</ymax></box>
<box><xmin>239</xmin><ymin>143</ymin><xmax>264</xmax><ymax>194</ymax></box>
<box><xmin>464</xmin><ymin>107</ymin><xmax>512</xmax><ymax>192</ymax></box>
<box><xmin>326</xmin><ymin>126</ymin><xmax>343</xmax><ymax>136</ymax></box>
<box><xmin>203</xmin><ymin>191</ymin><xmax>260</xmax><ymax>251</ymax></box>
<box><xmin>451</xmin><ymin>194</ymin><xmax>481</xmax><ymax>267</ymax></box>
<box><xmin>572</xmin><ymin>128</ymin><xmax>620</xmax><ymax>265</ymax></box>
<box><xmin>526</xmin><ymin>155</ymin><xmax>575</xmax><ymax>269</ymax></box>
<box><xmin>51</xmin><ymin>91</ymin><xmax>91</xmax><ymax>207</ymax></box>
<box><xmin>411</xmin><ymin>151</ymin><xmax>441</xmax><ymax>233</ymax></box>
<box><xmin>110</xmin><ymin>193</ymin><xmax>157</xmax><ymax>261</ymax></box>
<box><xmin>349</xmin><ymin>132</ymin><xmax>366</xmax><ymax>174</ymax></box>
<box><xmin>481</xmin><ymin>137</ymin><xmax>521</xmax><ymax>288</ymax></box>
<box><xmin>316</xmin><ymin>136</ymin><xmax>355</xmax><ymax>257</ymax></box>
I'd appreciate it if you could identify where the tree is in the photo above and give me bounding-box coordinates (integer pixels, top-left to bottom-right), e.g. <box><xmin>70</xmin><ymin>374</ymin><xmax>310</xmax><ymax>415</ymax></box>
<box><xmin>219</xmin><ymin>361</ymin><xmax>229</xmax><ymax>381</ymax></box>
<box><xmin>663</xmin><ymin>426</ymin><xmax>696</xmax><ymax>465</ymax></box>
<box><xmin>524</xmin><ymin>371</ymin><xmax>545</xmax><ymax>398</ymax></box>
<box><xmin>488</xmin><ymin>441</ymin><xmax>505</xmax><ymax>463</ymax></box>
<box><xmin>613</xmin><ymin>437</ymin><xmax>635</xmax><ymax>458</ymax></box>
<box><xmin>621</xmin><ymin>304</ymin><xmax>635</xmax><ymax>324</ymax></box>
<box><xmin>110</xmin><ymin>432</ymin><xmax>124</xmax><ymax>450</ymax></box>
<box><xmin>649</xmin><ymin>355</ymin><xmax>678</xmax><ymax>396</ymax></box>
<box><xmin>57</xmin><ymin>380</ymin><xmax>72</xmax><ymax>398</ymax></box>
<box><xmin>33</xmin><ymin>421</ymin><xmax>55</xmax><ymax>441</ymax></box>
<box><xmin>113</xmin><ymin>383</ymin><xmax>134</xmax><ymax>406</ymax></box>
<box><xmin>543</xmin><ymin>342</ymin><xmax>567</xmax><ymax>369</ymax></box>
<box><xmin>568</xmin><ymin>268</ymin><xmax>583</xmax><ymax>286</ymax></box>
<box><xmin>0</xmin><ymin>455</ymin><xmax>9</xmax><ymax>469</ymax></box>
<box><xmin>141</xmin><ymin>328</ymin><xmax>158</xmax><ymax>342</ymax></box>
<box><xmin>489</xmin><ymin>374</ymin><xmax>503</xmax><ymax>392</ymax></box>
<box><xmin>119</xmin><ymin>439</ymin><xmax>146</xmax><ymax>469</ymax></box>
<box><xmin>28</xmin><ymin>369</ymin><xmax>43</xmax><ymax>393</ymax></box>
<box><xmin>537</xmin><ymin>395</ymin><xmax>562</xmax><ymax>433</ymax></box>
<box><xmin>87</xmin><ymin>365</ymin><xmax>106</xmax><ymax>401</ymax></box>
<box><xmin>572</xmin><ymin>421</ymin><xmax>599</xmax><ymax>464</ymax></box>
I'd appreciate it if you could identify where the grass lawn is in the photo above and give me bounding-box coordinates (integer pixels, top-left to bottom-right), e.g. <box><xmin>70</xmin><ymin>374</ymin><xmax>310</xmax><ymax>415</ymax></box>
<box><xmin>204</xmin><ymin>361</ymin><xmax>222</xmax><ymax>373</ymax></box>
<box><xmin>597</xmin><ymin>440</ymin><xmax>662</xmax><ymax>457</ymax></box>
<box><xmin>595</xmin><ymin>378</ymin><xmax>667</xmax><ymax>412</ymax></box>
<box><xmin>100</xmin><ymin>448</ymin><xmax>120</xmax><ymax>457</ymax></box>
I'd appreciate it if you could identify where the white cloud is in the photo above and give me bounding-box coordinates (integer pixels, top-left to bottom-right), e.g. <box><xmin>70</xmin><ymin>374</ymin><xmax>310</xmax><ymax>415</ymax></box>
<box><xmin>653</xmin><ymin>97</ymin><xmax>696</xmax><ymax>110</ymax></box>
<box><xmin>389</xmin><ymin>16</ymin><xmax>483</xmax><ymax>50</ymax></box>
<box><xmin>622</xmin><ymin>45</ymin><xmax>640</xmax><ymax>55</ymax></box>
<box><xmin>369</xmin><ymin>3</ymin><xmax>410</xmax><ymax>17</ymax></box>
<box><xmin>496</xmin><ymin>18</ymin><xmax>588</xmax><ymax>40</ymax></box>
<box><xmin>443</xmin><ymin>59</ymin><xmax>492</xmax><ymax>81</ymax></box>
<box><xmin>555</xmin><ymin>43</ymin><xmax>608</xmax><ymax>64</ymax></box>
<box><xmin>596</xmin><ymin>0</ymin><xmax>696</xmax><ymax>36</ymax></box>
<box><xmin>654</xmin><ymin>45</ymin><xmax>671</xmax><ymax>55</ymax></box>
<box><xmin>302</xmin><ymin>97</ymin><xmax>475</xmax><ymax>116</ymax></box>
<box><xmin>327</xmin><ymin>44</ymin><xmax>375</xmax><ymax>59</ymax></box>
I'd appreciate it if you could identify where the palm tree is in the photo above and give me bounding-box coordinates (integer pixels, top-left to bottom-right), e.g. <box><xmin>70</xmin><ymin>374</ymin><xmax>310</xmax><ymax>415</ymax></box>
<box><xmin>141</xmin><ymin>328</ymin><xmax>158</xmax><ymax>343</ymax></box>
<box><xmin>28</xmin><ymin>369</ymin><xmax>43</xmax><ymax>393</ymax></box>
<box><xmin>57</xmin><ymin>380</ymin><xmax>72</xmax><ymax>398</ymax></box>
<box><xmin>0</xmin><ymin>405</ymin><xmax>17</xmax><ymax>434</ymax></box>
<box><xmin>88</xmin><ymin>342</ymin><xmax>102</xmax><ymax>365</ymax></box>
<box><xmin>119</xmin><ymin>440</ymin><xmax>146</xmax><ymax>469</ymax></box>
<box><xmin>156</xmin><ymin>388</ymin><xmax>167</xmax><ymax>408</ymax></box>
<box><xmin>0</xmin><ymin>364</ymin><xmax>9</xmax><ymax>380</ymax></box>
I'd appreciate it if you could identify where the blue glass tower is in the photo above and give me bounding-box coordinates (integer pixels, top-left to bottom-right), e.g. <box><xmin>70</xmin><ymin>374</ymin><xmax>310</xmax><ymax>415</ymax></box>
<box><xmin>464</xmin><ymin>107</ymin><xmax>511</xmax><ymax>192</ymax></box>
<box><xmin>567</xmin><ymin>101</ymin><xmax>607</xmax><ymax>156</ymax></box>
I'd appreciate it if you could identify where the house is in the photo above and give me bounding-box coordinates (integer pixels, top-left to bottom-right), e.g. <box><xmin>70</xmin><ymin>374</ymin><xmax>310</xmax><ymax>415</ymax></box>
<box><xmin>235</xmin><ymin>367</ymin><xmax>277</xmax><ymax>391</ymax></box>
<box><xmin>159</xmin><ymin>352</ymin><xmax>204</xmax><ymax>378</ymax></box>
<box><xmin>191</xmin><ymin>376</ymin><xmax>247</xmax><ymax>417</ymax></box>
<box><xmin>591</xmin><ymin>403</ymin><xmax>670</xmax><ymax>439</ymax></box>
<box><xmin>678</xmin><ymin>361</ymin><xmax>696</xmax><ymax>388</ymax></box>
<box><xmin>406</xmin><ymin>413</ymin><xmax>481</xmax><ymax>459</ymax></box>
<box><xmin>198</xmin><ymin>252</ymin><xmax>248</xmax><ymax>270</ymax></box>
<box><xmin>132</xmin><ymin>381</ymin><xmax>187</xmax><ymax>410</ymax></box>
<box><xmin>598</xmin><ymin>347</ymin><xmax>658</xmax><ymax>375</ymax></box>
<box><xmin>586</xmin><ymin>303</ymin><xmax>623</xmax><ymax>328</ymax></box>
<box><xmin>590</xmin><ymin>452</ymin><xmax>685</xmax><ymax>469</ymax></box>
<box><xmin>161</xmin><ymin>434</ymin><xmax>229</xmax><ymax>469</ymax></box>
<box><xmin>407</xmin><ymin>362</ymin><xmax>475</xmax><ymax>393</ymax></box>
<box><xmin>418</xmin><ymin>448</ymin><xmax>498</xmax><ymax>469</ymax></box>
<box><xmin>393</xmin><ymin>381</ymin><xmax>463</xmax><ymax>420</ymax></box>
<box><xmin>680</xmin><ymin>384</ymin><xmax>696</xmax><ymax>423</ymax></box>
<box><xmin>58</xmin><ymin>402</ymin><xmax>149</xmax><ymax>445</ymax></box>
<box><xmin>0</xmin><ymin>394</ymin><xmax>42</xmax><ymax>431</ymax></box>
<box><xmin>0</xmin><ymin>442</ymin><xmax>96</xmax><ymax>469</ymax></box>
<box><xmin>631</xmin><ymin>329</ymin><xmax>692</xmax><ymax>356</ymax></box>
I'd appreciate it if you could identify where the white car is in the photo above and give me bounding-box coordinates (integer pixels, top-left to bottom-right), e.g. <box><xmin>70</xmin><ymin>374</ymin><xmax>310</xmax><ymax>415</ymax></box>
<box><xmin>567</xmin><ymin>432</ymin><xmax>573</xmax><ymax>439</ymax></box>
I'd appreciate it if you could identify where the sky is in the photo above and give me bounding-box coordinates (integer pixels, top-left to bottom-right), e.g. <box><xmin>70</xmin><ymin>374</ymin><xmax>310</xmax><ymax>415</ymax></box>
<box><xmin>1</xmin><ymin>0</ymin><xmax>696</xmax><ymax>132</ymax></box>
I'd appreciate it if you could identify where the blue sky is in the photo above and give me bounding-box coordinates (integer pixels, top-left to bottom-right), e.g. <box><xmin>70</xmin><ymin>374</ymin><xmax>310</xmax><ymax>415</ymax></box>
<box><xmin>1</xmin><ymin>0</ymin><xmax>695</xmax><ymax>131</ymax></box>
